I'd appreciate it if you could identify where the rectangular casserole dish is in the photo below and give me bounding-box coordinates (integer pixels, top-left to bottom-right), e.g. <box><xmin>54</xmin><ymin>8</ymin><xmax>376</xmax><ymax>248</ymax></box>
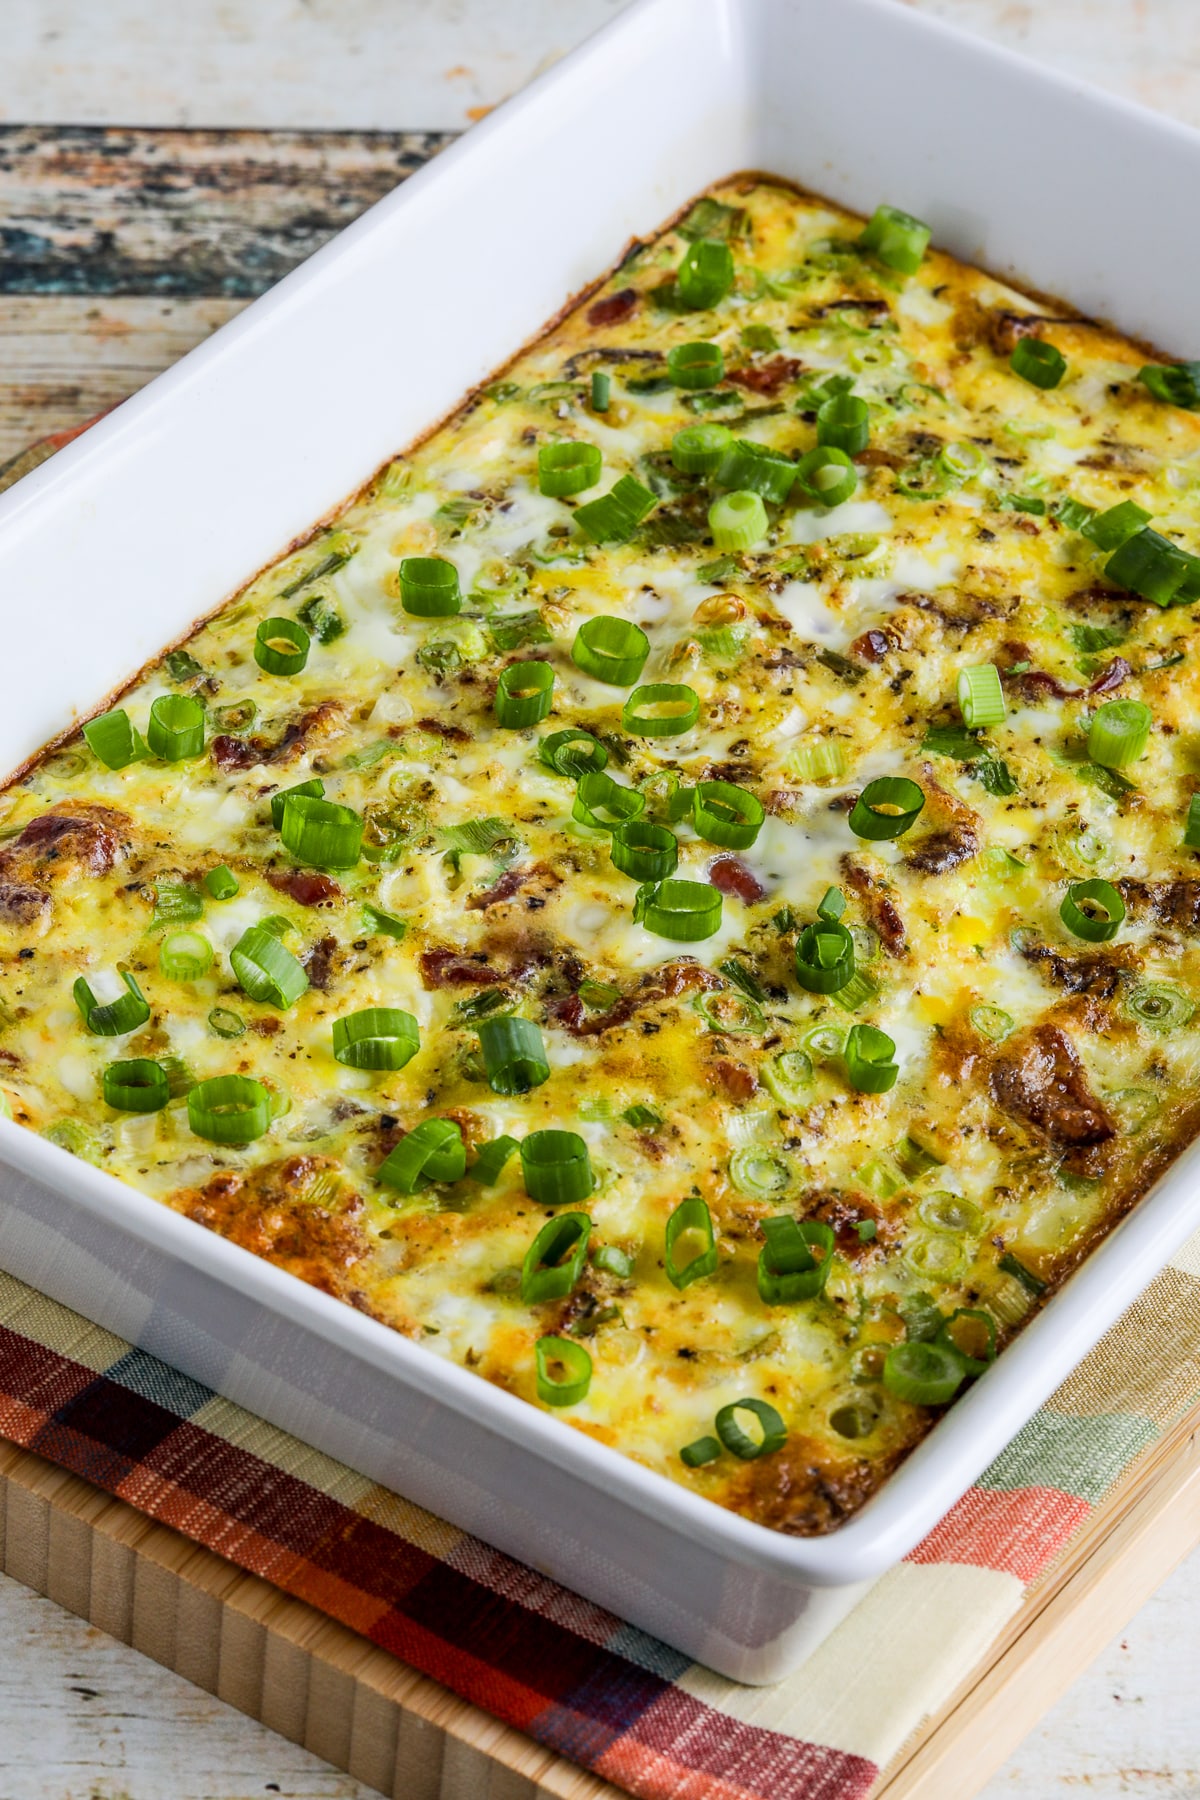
<box><xmin>1</xmin><ymin>0</ymin><xmax>1199</xmax><ymax>1685</ymax></box>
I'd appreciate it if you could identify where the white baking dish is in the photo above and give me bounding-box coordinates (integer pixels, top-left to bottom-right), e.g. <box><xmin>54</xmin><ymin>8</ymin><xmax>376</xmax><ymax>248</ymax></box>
<box><xmin>1</xmin><ymin>0</ymin><xmax>1199</xmax><ymax>1686</ymax></box>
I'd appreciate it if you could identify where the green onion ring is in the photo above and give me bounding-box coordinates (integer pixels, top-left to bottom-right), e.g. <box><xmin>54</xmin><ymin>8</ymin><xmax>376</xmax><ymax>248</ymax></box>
<box><xmin>187</xmin><ymin>1074</ymin><xmax>271</xmax><ymax>1145</ymax></box>
<box><xmin>848</xmin><ymin>775</ymin><xmax>925</xmax><ymax>840</ymax></box>
<box><xmin>332</xmin><ymin>1007</ymin><xmax>420</xmax><ymax>1071</ymax></box>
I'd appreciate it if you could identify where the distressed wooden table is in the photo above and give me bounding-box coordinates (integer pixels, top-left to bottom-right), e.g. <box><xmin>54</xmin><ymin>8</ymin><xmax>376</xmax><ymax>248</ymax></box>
<box><xmin>2</xmin><ymin>4</ymin><xmax>1200</xmax><ymax>1797</ymax></box>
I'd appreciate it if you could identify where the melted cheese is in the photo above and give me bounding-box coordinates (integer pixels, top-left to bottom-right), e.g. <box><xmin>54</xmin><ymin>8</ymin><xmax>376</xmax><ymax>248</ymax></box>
<box><xmin>3</xmin><ymin>178</ymin><xmax>1200</xmax><ymax>1535</ymax></box>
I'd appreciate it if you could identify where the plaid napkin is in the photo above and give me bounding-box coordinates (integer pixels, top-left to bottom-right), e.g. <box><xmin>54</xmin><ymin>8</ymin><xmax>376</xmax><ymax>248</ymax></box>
<box><xmin>0</xmin><ymin>1241</ymin><xmax>1197</xmax><ymax>1800</ymax></box>
<box><xmin>2</xmin><ymin>426</ymin><xmax>1199</xmax><ymax>1797</ymax></box>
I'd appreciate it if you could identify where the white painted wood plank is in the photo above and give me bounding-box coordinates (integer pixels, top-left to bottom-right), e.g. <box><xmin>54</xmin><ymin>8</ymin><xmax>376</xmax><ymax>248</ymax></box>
<box><xmin>2</xmin><ymin>1</ymin><xmax>1199</xmax><ymax>133</ymax></box>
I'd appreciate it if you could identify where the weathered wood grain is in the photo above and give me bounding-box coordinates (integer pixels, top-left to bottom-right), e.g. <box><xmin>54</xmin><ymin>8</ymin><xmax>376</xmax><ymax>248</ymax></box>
<box><xmin>0</xmin><ymin>125</ymin><xmax>452</xmax><ymax>297</ymax></box>
<box><xmin>0</xmin><ymin>292</ymin><xmax>244</xmax><ymax>460</ymax></box>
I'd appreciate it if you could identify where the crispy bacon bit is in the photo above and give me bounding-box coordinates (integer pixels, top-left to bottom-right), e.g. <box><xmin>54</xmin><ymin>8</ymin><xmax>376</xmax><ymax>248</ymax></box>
<box><xmin>708</xmin><ymin>855</ymin><xmax>766</xmax><ymax>903</ymax></box>
<box><xmin>586</xmin><ymin>288</ymin><xmax>639</xmax><ymax>327</ymax></box>
<box><xmin>304</xmin><ymin>934</ymin><xmax>345</xmax><ymax>992</ymax></box>
<box><xmin>854</xmin><ymin>445</ymin><xmax>903</xmax><ymax>470</ymax></box>
<box><xmin>548</xmin><ymin>991</ymin><xmax>637</xmax><ymax>1037</ymax></box>
<box><xmin>806</xmin><ymin>1191</ymin><xmax>892</xmax><ymax>1262</ymax></box>
<box><xmin>417</xmin><ymin>717</ymin><xmax>470</xmax><ymax>744</ymax></box>
<box><xmin>549</xmin><ymin>958</ymin><xmax>720</xmax><ymax>1037</ymax></box>
<box><xmin>727</xmin><ymin>356</ymin><xmax>802</xmax><ymax>397</ymax></box>
<box><xmin>267</xmin><ymin>868</ymin><xmax>342</xmax><ymax>908</ymax></box>
<box><xmin>841</xmin><ymin>857</ymin><xmax>907</xmax><ymax>957</ymax></box>
<box><xmin>990</xmin><ymin>1023</ymin><xmax>1115</xmax><ymax>1151</ymax></box>
<box><xmin>418</xmin><ymin>947</ymin><xmax>506</xmax><ymax>987</ymax></box>
<box><xmin>848</xmin><ymin>628</ymin><xmax>892</xmax><ymax>664</ymax></box>
<box><xmin>709</xmin><ymin>1058</ymin><xmax>758</xmax><ymax>1103</ymax></box>
<box><xmin>999</xmin><ymin>641</ymin><xmax>1132</xmax><ymax>704</ymax></box>
<box><xmin>0</xmin><ymin>883</ymin><xmax>49</xmax><ymax>925</ymax></box>
<box><xmin>904</xmin><ymin>767</ymin><xmax>980</xmax><ymax>877</ymax></box>
<box><xmin>464</xmin><ymin>862</ymin><xmax>562</xmax><ymax>912</ymax></box>
<box><xmin>654</xmin><ymin>959</ymin><xmax>723</xmax><ymax>997</ymax></box>
<box><xmin>211</xmin><ymin>701</ymin><xmax>345</xmax><ymax>770</ymax></box>
<box><xmin>1087</xmin><ymin>656</ymin><xmax>1133</xmax><ymax>697</ymax></box>
<box><xmin>250</xmin><ymin>1016</ymin><xmax>282</xmax><ymax>1036</ymax></box>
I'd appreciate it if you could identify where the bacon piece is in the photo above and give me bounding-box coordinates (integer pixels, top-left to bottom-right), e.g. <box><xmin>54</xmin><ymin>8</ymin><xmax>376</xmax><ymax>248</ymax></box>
<box><xmin>418</xmin><ymin>948</ymin><xmax>509</xmax><ymax>987</ymax></box>
<box><xmin>0</xmin><ymin>883</ymin><xmax>49</xmax><ymax>926</ymax></box>
<box><xmin>547</xmin><ymin>991</ymin><xmax>637</xmax><ymax>1037</ymax></box>
<box><xmin>904</xmin><ymin>767</ymin><xmax>980</xmax><ymax>877</ymax></box>
<box><xmin>416</xmin><ymin>717</ymin><xmax>470</xmax><ymax>744</ymax></box>
<box><xmin>211</xmin><ymin>701</ymin><xmax>345</xmax><ymax>770</ymax></box>
<box><xmin>1019</xmin><ymin>940</ymin><xmax>1140</xmax><ymax>999</ymax></box>
<box><xmin>464</xmin><ymin>862</ymin><xmax>562</xmax><ymax>912</ymax></box>
<box><xmin>990</xmin><ymin>1023</ymin><xmax>1115</xmax><ymax>1151</ymax></box>
<box><xmin>709</xmin><ymin>1058</ymin><xmax>758</xmax><ymax>1103</ymax></box>
<box><xmin>548</xmin><ymin>958</ymin><xmax>720</xmax><ymax>1037</ymax></box>
<box><xmin>841</xmin><ymin>857</ymin><xmax>906</xmax><ymax>957</ymax></box>
<box><xmin>1087</xmin><ymin>656</ymin><xmax>1133</xmax><ymax>697</ymax></box>
<box><xmin>304</xmin><ymin>934</ymin><xmax>346</xmax><ymax>993</ymax></box>
<box><xmin>267</xmin><ymin>868</ymin><xmax>341</xmax><ymax>908</ymax></box>
<box><xmin>586</xmin><ymin>288</ymin><xmax>638</xmax><ymax>327</ymax></box>
<box><xmin>727</xmin><ymin>356</ymin><xmax>802</xmax><ymax>397</ymax></box>
<box><xmin>1119</xmin><ymin>879</ymin><xmax>1200</xmax><ymax>933</ymax></box>
<box><xmin>848</xmin><ymin>628</ymin><xmax>892</xmax><ymax>664</ymax></box>
<box><xmin>708</xmin><ymin>855</ymin><xmax>766</xmax><ymax>903</ymax></box>
<box><xmin>998</xmin><ymin>641</ymin><xmax>1131</xmax><ymax>704</ymax></box>
<box><xmin>806</xmin><ymin>1190</ymin><xmax>893</xmax><ymax>1263</ymax></box>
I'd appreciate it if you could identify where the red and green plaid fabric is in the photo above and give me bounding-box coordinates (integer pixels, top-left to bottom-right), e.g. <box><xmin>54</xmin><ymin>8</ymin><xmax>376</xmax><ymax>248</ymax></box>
<box><xmin>0</xmin><ymin>1237</ymin><xmax>1197</xmax><ymax>1800</ymax></box>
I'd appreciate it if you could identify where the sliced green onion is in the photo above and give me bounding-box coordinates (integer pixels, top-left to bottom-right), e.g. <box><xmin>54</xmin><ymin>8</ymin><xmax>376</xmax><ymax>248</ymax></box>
<box><xmin>159</xmin><ymin>930</ymin><xmax>214</xmax><ymax>981</ymax></box>
<box><xmin>849</xmin><ymin>775</ymin><xmax>925</xmax><ymax>840</ymax></box>
<box><xmin>1105</xmin><ymin>528</ymin><xmax>1197</xmax><ymax>607</ymax></box>
<box><xmin>1082</xmin><ymin>500</ymin><xmax>1152</xmax><ymax>552</ymax></box>
<box><xmin>762</xmin><ymin>1049</ymin><xmax>813</xmax><ymax>1107</ymax></box>
<box><xmin>858</xmin><ymin>203</ymin><xmax>931</xmax><ymax>274</ymax></box>
<box><xmin>332</xmin><ymin>1007</ymin><xmax>419</xmax><ymax>1071</ymax></box>
<box><xmin>622</xmin><ymin>683</ymin><xmax>700</xmax><ymax>737</ymax></box>
<box><xmin>590</xmin><ymin>370</ymin><xmax>610</xmax><ymax>412</ymax></box>
<box><xmin>729</xmin><ymin>1147</ymin><xmax>790</xmax><ymax>1199</ymax></box>
<box><xmin>573</xmin><ymin>770</ymin><xmax>645</xmax><ymax>831</ymax></box>
<box><xmin>692</xmin><ymin>780</ymin><xmax>764</xmax><ymax>850</ymax></box>
<box><xmin>538</xmin><ymin>440</ymin><xmax>602</xmax><ymax>498</ymax></box>
<box><xmin>1139</xmin><ymin>362</ymin><xmax>1200</xmax><ymax>410</ymax></box>
<box><xmin>478</xmin><ymin>1015</ymin><xmax>550</xmax><ymax>1095</ymax></box>
<box><xmin>794</xmin><ymin>445</ymin><xmax>857</xmax><ymax>509</ymax></box>
<box><xmin>574</xmin><ymin>474</ymin><xmax>657</xmax><ymax>546</ymax></box>
<box><xmin>817</xmin><ymin>886</ymin><xmax>845</xmax><ymax>924</ymax></box>
<box><xmin>521</xmin><ymin>1212</ymin><xmax>592</xmax><ymax>1303</ymax></box>
<box><xmin>957</xmin><ymin>664</ymin><xmax>1006</xmax><ymax>729</ymax></box>
<box><xmin>147</xmin><ymin>694</ymin><xmax>205</xmax><ymax>762</ymax></box>
<box><xmin>151</xmin><ymin>880</ymin><xmax>203</xmax><ymax>930</ymax></box>
<box><xmin>905</xmin><ymin>1233</ymin><xmax>967</xmax><ymax>1284</ymax></box>
<box><xmin>469</xmin><ymin>1134</ymin><xmax>520</xmax><ymax>1184</ymax></box>
<box><xmin>1184</xmin><ymin>795</ymin><xmax>1200</xmax><ymax>850</ymax></box>
<box><xmin>280</xmin><ymin>794</ymin><xmax>363</xmax><ymax>869</ymax></box>
<box><xmin>103</xmin><ymin>1058</ymin><xmax>169</xmax><ymax>1113</ymax></box>
<box><xmin>378</xmin><ymin>1118</ymin><xmax>466</xmax><ymax>1192</ymax></box>
<box><xmin>938</xmin><ymin>1308</ymin><xmax>996</xmax><ymax>1377</ymax></box>
<box><xmin>634</xmin><ymin>878</ymin><xmax>722</xmax><ymax>941</ymax></box>
<box><xmin>680</xmin><ymin>1436</ymin><xmax>721</xmax><ymax>1468</ymax></box>
<box><xmin>610</xmin><ymin>819</ymin><xmax>677</xmax><ymax>881</ymax></box>
<box><xmin>920</xmin><ymin>1192</ymin><xmax>984</xmax><ymax>1235</ymax></box>
<box><xmin>941</xmin><ymin>441</ymin><xmax>986</xmax><ymax>479</ymax></box>
<box><xmin>817</xmin><ymin>392</ymin><xmax>870</xmax><ymax>455</ymax></box>
<box><xmin>521</xmin><ymin>1129</ymin><xmax>594</xmax><ymax>1206</ymax></box>
<box><xmin>664</xmin><ymin>1196</ymin><xmax>718</xmax><ymax>1290</ymax></box>
<box><xmin>571</xmin><ymin>615</ymin><xmax>650</xmax><ymax>685</ymax></box>
<box><xmin>970</xmin><ymin>1003</ymin><xmax>1013</xmax><ymax>1042</ymax></box>
<box><xmin>845</xmin><ymin>1022</ymin><xmax>899</xmax><ymax>1093</ymax></box>
<box><xmin>360</xmin><ymin>902</ymin><xmax>407</xmax><ymax>940</ymax></box>
<box><xmin>1123</xmin><ymin>982</ymin><xmax>1195</xmax><ymax>1031</ymax></box>
<box><xmin>714</xmin><ymin>1397</ymin><xmax>787</xmax><ymax>1460</ymax></box>
<box><xmin>188</xmin><ymin>1073</ymin><xmax>271</xmax><ymax>1145</ymax></box>
<box><xmin>270</xmin><ymin>778</ymin><xmax>325</xmax><ymax>830</ymax></box>
<box><xmin>794</xmin><ymin>921</ymin><xmax>854</xmax><ymax>994</ymax></box>
<box><xmin>668</xmin><ymin>341</ymin><xmax>725</xmax><ymax>390</ymax></box>
<box><xmin>495</xmin><ymin>659</ymin><xmax>554</xmax><ymax>729</ymax></box>
<box><xmin>1060</xmin><ymin>877</ymin><xmax>1125</xmax><ymax>943</ymax></box>
<box><xmin>400</xmin><ymin>555</ymin><xmax>461</xmax><ymax>617</ymax></box>
<box><xmin>254</xmin><ymin>616</ymin><xmax>310</xmax><ymax>677</ymax></box>
<box><xmin>230</xmin><ymin>924</ymin><xmax>309</xmax><ymax>1008</ymax></box>
<box><xmin>73</xmin><ymin>970</ymin><xmax>150</xmax><ymax>1037</ymax></box>
<box><xmin>208</xmin><ymin>1006</ymin><xmax>246</xmax><ymax>1039</ymax></box>
<box><xmin>297</xmin><ymin>592</ymin><xmax>345</xmax><ymax>644</ymax></box>
<box><xmin>83</xmin><ymin>708</ymin><xmax>143</xmax><ymax>770</ymax></box>
<box><xmin>539</xmin><ymin>728</ymin><xmax>608</xmax><ymax>779</ymax></box>
<box><xmin>715</xmin><ymin>440</ymin><xmax>796</xmax><ymax>505</ymax></box>
<box><xmin>1087</xmin><ymin>699</ymin><xmax>1151</xmax><ymax>768</ymax></box>
<box><xmin>676</xmin><ymin>238</ymin><xmax>735</xmax><ymax>309</ymax></box>
<box><xmin>788</xmin><ymin>737</ymin><xmax>847</xmax><ymax>784</ymax></box>
<box><xmin>205</xmin><ymin>865</ymin><xmax>239</xmax><ymax>901</ymax></box>
<box><xmin>832</xmin><ymin>967</ymin><xmax>878</xmax><ymax>1013</ymax></box>
<box><xmin>594</xmin><ymin>1243</ymin><xmax>636</xmax><ymax>1277</ymax></box>
<box><xmin>1011</xmin><ymin>337</ymin><xmax>1067</xmax><ymax>390</ymax></box>
<box><xmin>671</xmin><ymin>423</ymin><xmax>733</xmax><ymax>474</ymax></box>
<box><xmin>709</xmin><ymin>490</ymin><xmax>768</xmax><ymax>552</ymax></box>
<box><xmin>535</xmin><ymin>1334</ymin><xmax>592</xmax><ymax>1406</ymax></box>
<box><xmin>757</xmin><ymin>1216</ymin><xmax>835</xmax><ymax>1304</ymax></box>
<box><xmin>883</xmin><ymin>1340</ymin><xmax>965</xmax><ymax>1405</ymax></box>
